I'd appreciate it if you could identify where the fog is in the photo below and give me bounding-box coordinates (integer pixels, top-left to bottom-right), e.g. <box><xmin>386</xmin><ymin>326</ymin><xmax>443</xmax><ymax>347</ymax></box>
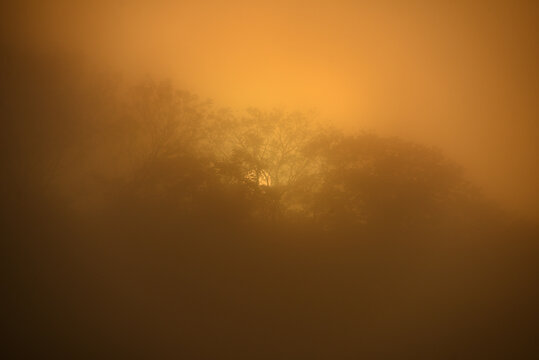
<box><xmin>2</xmin><ymin>1</ymin><xmax>538</xmax><ymax>359</ymax></box>
<box><xmin>5</xmin><ymin>0</ymin><xmax>538</xmax><ymax>218</ymax></box>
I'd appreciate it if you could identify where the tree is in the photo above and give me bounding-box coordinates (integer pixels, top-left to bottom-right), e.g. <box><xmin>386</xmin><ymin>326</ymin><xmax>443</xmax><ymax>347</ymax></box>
<box><xmin>208</xmin><ymin>108</ymin><xmax>327</xmax><ymax>220</ymax></box>
<box><xmin>311</xmin><ymin>133</ymin><xmax>475</xmax><ymax>230</ymax></box>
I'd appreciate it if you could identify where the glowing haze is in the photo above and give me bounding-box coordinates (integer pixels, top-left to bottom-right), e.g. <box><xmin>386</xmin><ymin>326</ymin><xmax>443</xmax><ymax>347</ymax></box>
<box><xmin>5</xmin><ymin>0</ymin><xmax>538</xmax><ymax>218</ymax></box>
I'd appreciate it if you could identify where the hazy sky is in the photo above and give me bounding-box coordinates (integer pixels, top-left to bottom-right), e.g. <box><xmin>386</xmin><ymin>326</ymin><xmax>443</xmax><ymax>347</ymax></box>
<box><xmin>5</xmin><ymin>0</ymin><xmax>539</xmax><ymax>218</ymax></box>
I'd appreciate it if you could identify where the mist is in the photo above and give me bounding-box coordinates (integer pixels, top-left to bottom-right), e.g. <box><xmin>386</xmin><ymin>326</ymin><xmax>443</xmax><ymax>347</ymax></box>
<box><xmin>5</xmin><ymin>0</ymin><xmax>538</xmax><ymax>218</ymax></box>
<box><xmin>2</xmin><ymin>1</ymin><xmax>538</xmax><ymax>359</ymax></box>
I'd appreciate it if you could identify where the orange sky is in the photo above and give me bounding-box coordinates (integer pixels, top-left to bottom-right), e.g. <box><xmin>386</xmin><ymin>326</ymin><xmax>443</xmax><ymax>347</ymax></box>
<box><xmin>5</xmin><ymin>0</ymin><xmax>539</xmax><ymax>218</ymax></box>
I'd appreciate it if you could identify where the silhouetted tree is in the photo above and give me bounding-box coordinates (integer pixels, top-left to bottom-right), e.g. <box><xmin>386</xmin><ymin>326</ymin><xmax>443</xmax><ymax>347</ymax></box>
<box><xmin>2</xmin><ymin>45</ymin><xmax>537</xmax><ymax>360</ymax></box>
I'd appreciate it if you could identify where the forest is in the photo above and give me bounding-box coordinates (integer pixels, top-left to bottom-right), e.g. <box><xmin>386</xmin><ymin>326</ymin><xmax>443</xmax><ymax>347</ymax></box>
<box><xmin>2</xmin><ymin>44</ymin><xmax>538</xmax><ymax>359</ymax></box>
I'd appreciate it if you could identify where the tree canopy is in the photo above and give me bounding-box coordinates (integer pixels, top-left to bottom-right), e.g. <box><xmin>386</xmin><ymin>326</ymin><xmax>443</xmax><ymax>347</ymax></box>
<box><xmin>2</xmin><ymin>48</ymin><xmax>537</xmax><ymax>360</ymax></box>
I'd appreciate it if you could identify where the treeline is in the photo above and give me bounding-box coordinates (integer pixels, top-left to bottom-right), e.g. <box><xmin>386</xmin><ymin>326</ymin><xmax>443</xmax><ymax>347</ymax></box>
<box><xmin>1</xmin><ymin>47</ymin><xmax>490</xmax><ymax>233</ymax></box>
<box><xmin>2</xmin><ymin>46</ymin><xmax>538</xmax><ymax>359</ymax></box>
